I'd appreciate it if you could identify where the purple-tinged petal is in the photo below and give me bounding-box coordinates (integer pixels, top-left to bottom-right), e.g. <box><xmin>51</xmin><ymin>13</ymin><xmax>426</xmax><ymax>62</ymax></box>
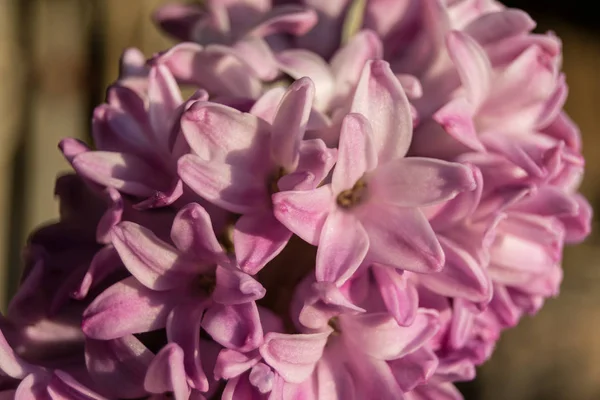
<box><xmin>369</xmin><ymin>157</ymin><xmax>476</xmax><ymax>208</ymax></box>
<box><xmin>346</xmin><ymin>354</ymin><xmax>403</xmax><ymax>400</ymax></box>
<box><xmin>465</xmin><ymin>9</ymin><xmax>535</xmax><ymax>46</ymax></box>
<box><xmin>119</xmin><ymin>47</ymin><xmax>147</xmax><ymax>79</ymax></box>
<box><xmin>329</xmin><ymin>30</ymin><xmax>384</xmax><ymax>106</ymax></box>
<box><xmin>315</xmin><ymin>351</ymin><xmax>356</xmax><ymax>400</ymax></box>
<box><xmin>276</xmin><ymin>50</ymin><xmax>335</xmax><ymax>110</ymax></box>
<box><xmin>298</xmin><ymin>281</ymin><xmax>365</xmax><ymax>330</ymax></box>
<box><xmin>340</xmin><ymin>310</ymin><xmax>440</xmax><ymax>360</ymax></box>
<box><xmin>85</xmin><ymin>335</ymin><xmax>153</xmax><ymax>399</ymax></box>
<box><xmin>170</xmin><ymin>203</ymin><xmax>228</xmax><ymax>264</ymax></box>
<box><xmin>372</xmin><ymin>265</ymin><xmax>418</xmax><ymax>326</ymax></box>
<box><xmin>144</xmin><ymin>343</ymin><xmax>190</xmax><ymax>400</ymax></box>
<box><xmin>420</xmin><ymin>236</ymin><xmax>491</xmax><ymax>303</ymax></box>
<box><xmin>91</xmin><ymin>104</ymin><xmax>153</xmax><ymax>156</ymax></box>
<box><xmin>73</xmin><ymin>245</ymin><xmax>122</xmax><ymax>300</ymax></box>
<box><xmin>511</xmin><ymin>186</ymin><xmax>578</xmax><ymax>217</ymax></box>
<box><xmin>111</xmin><ymin>222</ymin><xmax>204</xmax><ymax>291</ymax></box>
<box><xmin>0</xmin><ymin>330</ymin><xmax>36</xmax><ymax>379</ymax></box>
<box><xmin>167</xmin><ymin>302</ymin><xmax>209</xmax><ymax>392</ymax></box>
<box><xmin>147</xmin><ymin>65</ymin><xmax>183</xmax><ymax>148</ymax></box>
<box><xmin>249</xmin><ymin>87</ymin><xmax>286</xmax><ymax>123</ymax></box>
<box><xmin>232</xmin><ymin>38</ymin><xmax>279</xmax><ymax>81</ymax></box>
<box><xmin>249</xmin><ymin>363</ymin><xmax>275</xmax><ymax>394</ymax></box>
<box><xmin>535</xmin><ymin>73</ymin><xmax>567</xmax><ymax>129</ymax></box>
<box><xmin>82</xmin><ymin>277</ymin><xmax>187</xmax><ymax>339</ymax></box>
<box><xmin>331</xmin><ymin>113</ymin><xmax>377</xmax><ymax>193</ymax></box>
<box><xmin>59</xmin><ymin>137</ymin><xmax>89</xmax><ymax>165</ymax></box>
<box><xmin>203</xmin><ymin>302</ymin><xmax>263</xmax><ymax>352</ymax></box>
<box><xmin>234</xmin><ymin>213</ymin><xmax>293</xmax><ymax>275</ymax></box>
<box><xmin>446</xmin><ymin>30</ymin><xmax>491</xmax><ymax>108</ymax></box>
<box><xmin>279</xmin><ymin>139</ymin><xmax>337</xmax><ymax>191</ymax></box>
<box><xmin>388</xmin><ymin>347</ymin><xmax>438</xmax><ymax>392</ymax></box>
<box><xmin>362</xmin><ymin>206</ymin><xmax>444</xmax><ymax>273</ymax></box>
<box><xmin>272</xmin><ymin>186</ymin><xmax>333</xmax><ymax>246</ymax></box>
<box><xmin>222</xmin><ymin>373</ymin><xmax>267</xmax><ymax>400</ymax></box>
<box><xmin>560</xmin><ymin>193</ymin><xmax>592</xmax><ymax>243</ymax></box>
<box><xmin>152</xmin><ymin>4</ymin><xmax>204</xmax><ymax>42</ymax></box>
<box><xmin>214</xmin><ymin>349</ymin><xmax>261</xmax><ymax>380</ymax></box>
<box><xmin>260</xmin><ymin>331</ymin><xmax>330</xmax><ymax>384</ymax></box>
<box><xmin>46</xmin><ymin>371</ymin><xmax>106</xmax><ymax>400</ymax></box>
<box><xmin>271</xmin><ymin>77</ymin><xmax>315</xmax><ymax>171</ymax></box>
<box><xmin>96</xmin><ymin>188</ymin><xmax>123</xmax><ymax>244</ymax></box>
<box><xmin>409</xmin><ymin>381</ymin><xmax>463</xmax><ymax>400</ymax></box>
<box><xmin>248</xmin><ymin>5</ymin><xmax>318</xmax><ymax>37</ymax></box>
<box><xmin>178</xmin><ymin>155</ymin><xmax>270</xmax><ymax>214</ymax></box>
<box><xmin>213</xmin><ymin>266</ymin><xmax>266</xmax><ymax>305</ymax></box>
<box><xmin>71</xmin><ymin>152</ymin><xmax>162</xmax><ymax>197</ymax></box>
<box><xmin>351</xmin><ymin>60</ymin><xmax>412</xmax><ymax>162</ymax></box>
<box><xmin>181</xmin><ymin>102</ymin><xmax>271</xmax><ymax>163</ymax></box>
<box><xmin>316</xmin><ymin>210</ymin><xmax>369</xmax><ymax>285</ymax></box>
<box><xmin>432</xmin><ymin>98</ymin><xmax>484</xmax><ymax>152</ymax></box>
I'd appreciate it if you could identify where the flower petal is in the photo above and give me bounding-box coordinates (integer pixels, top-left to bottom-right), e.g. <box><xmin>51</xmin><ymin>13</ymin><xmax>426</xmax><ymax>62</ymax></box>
<box><xmin>369</xmin><ymin>157</ymin><xmax>477</xmax><ymax>208</ymax></box>
<box><xmin>271</xmin><ymin>77</ymin><xmax>315</xmax><ymax>171</ymax></box>
<box><xmin>372</xmin><ymin>265</ymin><xmax>418</xmax><ymax>326</ymax></box>
<box><xmin>167</xmin><ymin>302</ymin><xmax>209</xmax><ymax>392</ymax></box>
<box><xmin>464</xmin><ymin>9</ymin><xmax>536</xmax><ymax>46</ymax></box>
<box><xmin>85</xmin><ymin>335</ymin><xmax>153</xmax><ymax>399</ymax></box>
<box><xmin>272</xmin><ymin>186</ymin><xmax>333</xmax><ymax>245</ymax></box>
<box><xmin>214</xmin><ymin>349</ymin><xmax>261</xmax><ymax>380</ymax></box>
<box><xmin>82</xmin><ymin>277</ymin><xmax>186</xmax><ymax>339</ymax></box>
<box><xmin>351</xmin><ymin>60</ymin><xmax>412</xmax><ymax>162</ymax></box>
<box><xmin>388</xmin><ymin>347</ymin><xmax>438</xmax><ymax>392</ymax></box>
<box><xmin>316</xmin><ymin>210</ymin><xmax>369</xmax><ymax>285</ymax></box>
<box><xmin>362</xmin><ymin>205</ymin><xmax>444</xmax><ymax>273</ymax></box>
<box><xmin>202</xmin><ymin>302</ymin><xmax>263</xmax><ymax>352</ymax></box>
<box><xmin>331</xmin><ymin>113</ymin><xmax>377</xmax><ymax>193</ymax></box>
<box><xmin>144</xmin><ymin>343</ymin><xmax>190</xmax><ymax>400</ymax></box>
<box><xmin>178</xmin><ymin>155</ymin><xmax>270</xmax><ymax>214</ymax></box>
<box><xmin>340</xmin><ymin>310</ymin><xmax>440</xmax><ymax>360</ymax></box>
<box><xmin>111</xmin><ymin>222</ymin><xmax>204</xmax><ymax>291</ymax></box>
<box><xmin>0</xmin><ymin>330</ymin><xmax>35</xmax><ymax>379</ymax></box>
<box><xmin>432</xmin><ymin>97</ymin><xmax>484</xmax><ymax>152</ymax></box>
<box><xmin>148</xmin><ymin>65</ymin><xmax>183</xmax><ymax>148</ymax></box>
<box><xmin>260</xmin><ymin>331</ymin><xmax>330</xmax><ymax>383</ymax></box>
<box><xmin>213</xmin><ymin>266</ymin><xmax>266</xmax><ymax>305</ymax></box>
<box><xmin>234</xmin><ymin>212</ymin><xmax>293</xmax><ymax>275</ymax></box>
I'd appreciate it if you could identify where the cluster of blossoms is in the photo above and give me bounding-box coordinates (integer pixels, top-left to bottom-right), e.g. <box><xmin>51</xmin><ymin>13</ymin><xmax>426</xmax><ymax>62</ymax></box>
<box><xmin>0</xmin><ymin>0</ymin><xmax>592</xmax><ymax>399</ymax></box>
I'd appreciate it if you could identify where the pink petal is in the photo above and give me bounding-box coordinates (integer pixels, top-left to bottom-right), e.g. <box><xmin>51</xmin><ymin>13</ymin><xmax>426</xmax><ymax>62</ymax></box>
<box><xmin>213</xmin><ymin>266</ymin><xmax>266</xmax><ymax>305</ymax></box>
<box><xmin>72</xmin><ymin>152</ymin><xmax>161</xmax><ymax>196</ymax></box>
<box><xmin>202</xmin><ymin>302</ymin><xmax>263</xmax><ymax>352</ymax></box>
<box><xmin>329</xmin><ymin>30</ymin><xmax>384</xmax><ymax>106</ymax></box>
<box><xmin>96</xmin><ymin>188</ymin><xmax>124</xmax><ymax>244</ymax></box>
<box><xmin>361</xmin><ymin>205</ymin><xmax>444</xmax><ymax>273</ymax></box>
<box><xmin>180</xmin><ymin>102</ymin><xmax>271</xmax><ymax>163</ymax></box>
<box><xmin>351</xmin><ymin>60</ymin><xmax>412</xmax><ymax>162</ymax></box>
<box><xmin>46</xmin><ymin>371</ymin><xmax>106</xmax><ymax>400</ymax></box>
<box><xmin>511</xmin><ymin>186</ymin><xmax>579</xmax><ymax>217</ymax></box>
<box><xmin>152</xmin><ymin>4</ymin><xmax>204</xmax><ymax>41</ymax></box>
<box><xmin>276</xmin><ymin>50</ymin><xmax>335</xmax><ymax>110</ymax></box>
<box><xmin>388</xmin><ymin>347</ymin><xmax>438</xmax><ymax>392</ymax></box>
<box><xmin>316</xmin><ymin>209</ymin><xmax>369</xmax><ymax>285</ymax></box>
<box><xmin>340</xmin><ymin>310</ymin><xmax>440</xmax><ymax>360</ymax></box>
<box><xmin>167</xmin><ymin>302</ymin><xmax>209</xmax><ymax>391</ymax></box>
<box><xmin>372</xmin><ymin>265</ymin><xmax>418</xmax><ymax>326</ymax></box>
<box><xmin>82</xmin><ymin>277</ymin><xmax>186</xmax><ymax>339</ymax></box>
<box><xmin>465</xmin><ymin>9</ymin><xmax>536</xmax><ymax>46</ymax></box>
<box><xmin>432</xmin><ymin>98</ymin><xmax>484</xmax><ymax>152</ymax></box>
<box><xmin>249</xmin><ymin>363</ymin><xmax>275</xmax><ymax>394</ymax></box>
<box><xmin>260</xmin><ymin>331</ymin><xmax>330</xmax><ymax>383</ymax></box>
<box><xmin>85</xmin><ymin>335</ymin><xmax>153</xmax><ymax>398</ymax></box>
<box><xmin>144</xmin><ymin>343</ymin><xmax>190</xmax><ymax>400</ymax></box>
<box><xmin>148</xmin><ymin>65</ymin><xmax>183</xmax><ymax>148</ymax></box>
<box><xmin>409</xmin><ymin>382</ymin><xmax>463</xmax><ymax>400</ymax></box>
<box><xmin>368</xmin><ymin>158</ymin><xmax>477</xmax><ymax>208</ymax></box>
<box><xmin>111</xmin><ymin>222</ymin><xmax>204</xmax><ymax>291</ymax></box>
<box><xmin>249</xmin><ymin>87</ymin><xmax>286</xmax><ymax>123</ymax></box>
<box><xmin>346</xmin><ymin>354</ymin><xmax>403</xmax><ymax>400</ymax></box>
<box><xmin>73</xmin><ymin>245</ymin><xmax>123</xmax><ymax>300</ymax></box>
<box><xmin>331</xmin><ymin>113</ymin><xmax>377</xmax><ymax>193</ymax></box>
<box><xmin>221</xmin><ymin>373</ymin><xmax>266</xmax><ymax>400</ymax></box>
<box><xmin>446</xmin><ymin>30</ymin><xmax>492</xmax><ymax>108</ymax></box>
<box><xmin>232</xmin><ymin>38</ymin><xmax>279</xmax><ymax>81</ymax></box>
<box><xmin>91</xmin><ymin>104</ymin><xmax>152</xmax><ymax>156</ymax></box>
<box><xmin>214</xmin><ymin>349</ymin><xmax>261</xmax><ymax>380</ymax></box>
<box><xmin>248</xmin><ymin>5</ymin><xmax>318</xmax><ymax>37</ymax></box>
<box><xmin>560</xmin><ymin>193</ymin><xmax>592</xmax><ymax>243</ymax></box>
<box><xmin>280</xmin><ymin>139</ymin><xmax>336</xmax><ymax>191</ymax></box>
<box><xmin>420</xmin><ymin>236</ymin><xmax>491</xmax><ymax>303</ymax></box>
<box><xmin>234</xmin><ymin>212</ymin><xmax>293</xmax><ymax>275</ymax></box>
<box><xmin>272</xmin><ymin>186</ymin><xmax>333</xmax><ymax>245</ymax></box>
<box><xmin>0</xmin><ymin>330</ymin><xmax>35</xmax><ymax>379</ymax></box>
<box><xmin>271</xmin><ymin>77</ymin><xmax>315</xmax><ymax>171</ymax></box>
<box><xmin>178</xmin><ymin>155</ymin><xmax>270</xmax><ymax>214</ymax></box>
<box><xmin>152</xmin><ymin>43</ymin><xmax>261</xmax><ymax>98</ymax></box>
<box><xmin>170</xmin><ymin>203</ymin><xmax>228</xmax><ymax>264</ymax></box>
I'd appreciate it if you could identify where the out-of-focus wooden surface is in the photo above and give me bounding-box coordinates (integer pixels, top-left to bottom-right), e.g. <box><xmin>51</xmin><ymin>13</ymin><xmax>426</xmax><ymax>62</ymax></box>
<box><xmin>0</xmin><ymin>2</ymin><xmax>599</xmax><ymax>399</ymax></box>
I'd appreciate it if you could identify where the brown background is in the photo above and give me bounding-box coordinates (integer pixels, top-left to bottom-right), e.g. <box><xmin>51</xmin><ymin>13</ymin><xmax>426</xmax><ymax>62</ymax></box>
<box><xmin>0</xmin><ymin>1</ymin><xmax>598</xmax><ymax>399</ymax></box>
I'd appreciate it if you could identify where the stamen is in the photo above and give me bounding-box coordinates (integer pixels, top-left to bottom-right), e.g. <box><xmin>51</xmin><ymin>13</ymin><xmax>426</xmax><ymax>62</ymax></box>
<box><xmin>336</xmin><ymin>178</ymin><xmax>368</xmax><ymax>208</ymax></box>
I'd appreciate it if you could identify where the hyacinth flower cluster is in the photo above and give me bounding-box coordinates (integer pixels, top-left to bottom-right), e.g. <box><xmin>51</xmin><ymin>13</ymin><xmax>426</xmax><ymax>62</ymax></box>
<box><xmin>0</xmin><ymin>0</ymin><xmax>592</xmax><ymax>399</ymax></box>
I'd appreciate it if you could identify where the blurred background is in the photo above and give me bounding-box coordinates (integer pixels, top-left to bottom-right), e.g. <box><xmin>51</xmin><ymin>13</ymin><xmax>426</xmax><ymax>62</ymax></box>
<box><xmin>0</xmin><ymin>0</ymin><xmax>598</xmax><ymax>399</ymax></box>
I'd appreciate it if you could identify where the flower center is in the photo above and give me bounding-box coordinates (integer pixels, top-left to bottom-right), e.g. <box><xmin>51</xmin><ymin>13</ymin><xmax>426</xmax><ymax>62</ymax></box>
<box><xmin>196</xmin><ymin>274</ymin><xmax>217</xmax><ymax>295</ymax></box>
<box><xmin>328</xmin><ymin>317</ymin><xmax>341</xmax><ymax>334</ymax></box>
<box><xmin>336</xmin><ymin>178</ymin><xmax>368</xmax><ymax>208</ymax></box>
